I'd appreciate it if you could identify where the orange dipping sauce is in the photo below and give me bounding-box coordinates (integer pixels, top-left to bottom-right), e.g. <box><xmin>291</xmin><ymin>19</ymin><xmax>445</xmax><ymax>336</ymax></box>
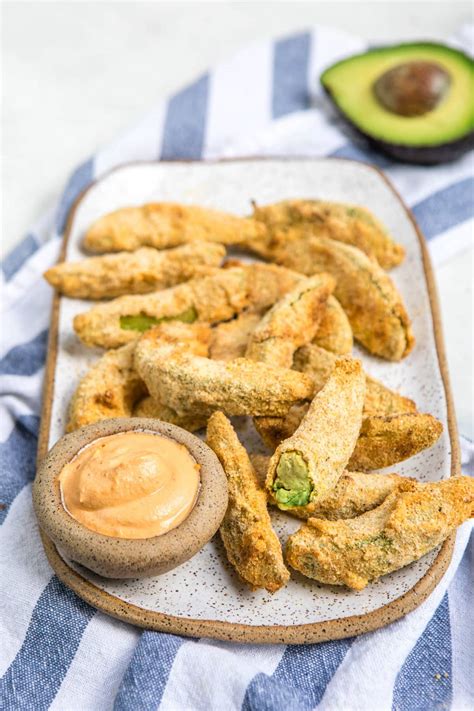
<box><xmin>59</xmin><ymin>431</ymin><xmax>200</xmax><ymax>539</ymax></box>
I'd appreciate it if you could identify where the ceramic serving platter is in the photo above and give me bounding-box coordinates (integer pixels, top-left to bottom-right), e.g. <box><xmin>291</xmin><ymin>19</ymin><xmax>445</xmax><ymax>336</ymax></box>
<box><xmin>37</xmin><ymin>158</ymin><xmax>459</xmax><ymax>644</ymax></box>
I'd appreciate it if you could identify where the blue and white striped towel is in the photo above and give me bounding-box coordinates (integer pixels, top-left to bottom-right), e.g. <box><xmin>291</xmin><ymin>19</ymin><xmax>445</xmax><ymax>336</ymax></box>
<box><xmin>1</xmin><ymin>24</ymin><xmax>473</xmax><ymax>711</ymax></box>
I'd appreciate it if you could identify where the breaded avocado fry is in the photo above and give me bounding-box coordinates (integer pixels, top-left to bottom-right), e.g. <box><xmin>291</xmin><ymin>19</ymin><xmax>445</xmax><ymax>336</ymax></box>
<box><xmin>245</xmin><ymin>274</ymin><xmax>335</xmax><ymax>367</ymax></box>
<box><xmin>209</xmin><ymin>287</ymin><xmax>345</xmax><ymax>364</ymax></box>
<box><xmin>84</xmin><ymin>202</ymin><xmax>266</xmax><ymax>253</ymax></box>
<box><xmin>66</xmin><ymin>322</ymin><xmax>211</xmax><ymax>432</ymax></box>
<box><xmin>207</xmin><ymin>412</ymin><xmax>290</xmax><ymax>592</ymax></box>
<box><xmin>134</xmin><ymin>320</ymin><xmax>213</xmax><ymax>357</ymax></box>
<box><xmin>132</xmin><ymin>396</ymin><xmax>207</xmax><ymax>432</ymax></box>
<box><xmin>293</xmin><ymin>344</ymin><xmax>338</xmax><ymax>392</ymax></box>
<box><xmin>135</xmin><ymin>339</ymin><xmax>314</xmax><ymax>419</ymax></box>
<box><xmin>245</xmin><ymin>234</ymin><xmax>414</xmax><ymax>361</ymax></box>
<box><xmin>312</xmin><ymin>295</ymin><xmax>353</xmax><ymax>355</ymax></box>
<box><xmin>66</xmin><ymin>343</ymin><xmax>146</xmax><ymax>432</ymax></box>
<box><xmin>244</xmin><ymin>263</ymin><xmax>303</xmax><ymax>314</ymax></box>
<box><xmin>209</xmin><ymin>313</ymin><xmax>261</xmax><ymax>361</ymax></box>
<box><xmin>44</xmin><ymin>242</ymin><xmax>225</xmax><ymax>299</ymax></box>
<box><xmin>256</xmin><ymin>345</ymin><xmax>416</xmax><ymax>449</ymax></box>
<box><xmin>361</xmin><ymin>374</ymin><xmax>417</xmax><ymax>418</ymax></box>
<box><xmin>288</xmin><ymin>471</ymin><xmax>408</xmax><ymax>520</ymax></box>
<box><xmin>73</xmin><ymin>264</ymin><xmax>302</xmax><ymax>349</ymax></box>
<box><xmin>255</xmin><ymin>404</ymin><xmax>310</xmax><ymax>450</ymax></box>
<box><xmin>266</xmin><ymin>359</ymin><xmax>365</xmax><ymax>510</ymax></box>
<box><xmin>251</xmin><ymin>199</ymin><xmax>405</xmax><ymax>269</ymax></box>
<box><xmin>348</xmin><ymin>413</ymin><xmax>443</xmax><ymax>471</ymax></box>
<box><xmin>294</xmin><ymin>344</ymin><xmax>417</xmax><ymax>415</ymax></box>
<box><xmin>251</xmin><ymin>454</ymin><xmax>409</xmax><ymax>521</ymax></box>
<box><xmin>286</xmin><ymin>477</ymin><xmax>474</xmax><ymax>589</ymax></box>
<box><xmin>257</xmin><ymin>409</ymin><xmax>442</xmax><ymax>471</ymax></box>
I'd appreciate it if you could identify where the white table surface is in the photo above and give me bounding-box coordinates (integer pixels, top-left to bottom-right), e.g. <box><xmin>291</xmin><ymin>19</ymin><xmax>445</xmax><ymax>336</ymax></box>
<box><xmin>3</xmin><ymin>1</ymin><xmax>473</xmax><ymax>438</ymax></box>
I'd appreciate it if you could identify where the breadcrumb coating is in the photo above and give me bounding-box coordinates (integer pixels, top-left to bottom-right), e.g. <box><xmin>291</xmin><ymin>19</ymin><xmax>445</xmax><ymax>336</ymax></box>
<box><xmin>294</xmin><ymin>344</ymin><xmax>416</xmax><ymax>415</ymax></box>
<box><xmin>209</xmin><ymin>313</ymin><xmax>261</xmax><ymax>361</ymax></box>
<box><xmin>251</xmin><ymin>454</ymin><xmax>409</xmax><ymax>521</ymax></box>
<box><xmin>245</xmin><ymin>274</ymin><xmax>335</xmax><ymax>367</ymax></box>
<box><xmin>256</xmin><ymin>346</ymin><xmax>417</xmax><ymax>453</ymax></box>
<box><xmin>266</xmin><ymin>358</ymin><xmax>365</xmax><ymax>506</ymax></box>
<box><xmin>44</xmin><ymin>242</ymin><xmax>225</xmax><ymax>299</ymax></box>
<box><xmin>245</xmin><ymin>234</ymin><xmax>414</xmax><ymax>361</ymax></box>
<box><xmin>84</xmin><ymin>202</ymin><xmax>266</xmax><ymax>253</ymax></box>
<box><xmin>66</xmin><ymin>343</ymin><xmax>146</xmax><ymax>432</ymax></box>
<box><xmin>311</xmin><ymin>295</ymin><xmax>353</xmax><ymax>355</ymax></box>
<box><xmin>207</xmin><ymin>412</ymin><xmax>290</xmax><ymax>592</ymax></box>
<box><xmin>286</xmin><ymin>477</ymin><xmax>474</xmax><ymax>589</ymax></box>
<box><xmin>135</xmin><ymin>325</ymin><xmax>314</xmax><ymax>418</ymax></box>
<box><xmin>348</xmin><ymin>413</ymin><xmax>443</xmax><ymax>471</ymax></box>
<box><xmin>132</xmin><ymin>396</ymin><xmax>207</xmax><ymax>432</ymax></box>
<box><xmin>251</xmin><ymin>199</ymin><xmax>405</xmax><ymax>269</ymax></box>
<box><xmin>67</xmin><ymin>322</ymin><xmax>211</xmax><ymax>432</ymax></box>
<box><xmin>73</xmin><ymin>264</ymin><xmax>302</xmax><ymax>349</ymax></box>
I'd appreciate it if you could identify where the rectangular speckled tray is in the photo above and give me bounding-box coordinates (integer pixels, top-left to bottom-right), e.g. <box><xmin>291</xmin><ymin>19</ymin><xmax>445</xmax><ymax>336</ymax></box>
<box><xmin>37</xmin><ymin>159</ymin><xmax>459</xmax><ymax>644</ymax></box>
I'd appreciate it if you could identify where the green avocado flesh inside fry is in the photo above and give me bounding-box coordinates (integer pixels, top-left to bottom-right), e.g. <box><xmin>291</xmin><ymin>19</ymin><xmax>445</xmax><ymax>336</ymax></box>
<box><xmin>120</xmin><ymin>306</ymin><xmax>198</xmax><ymax>332</ymax></box>
<box><xmin>273</xmin><ymin>452</ymin><xmax>312</xmax><ymax>507</ymax></box>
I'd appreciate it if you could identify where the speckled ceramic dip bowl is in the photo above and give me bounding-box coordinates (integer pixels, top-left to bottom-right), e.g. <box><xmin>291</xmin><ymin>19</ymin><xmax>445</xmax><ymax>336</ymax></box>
<box><xmin>33</xmin><ymin>418</ymin><xmax>228</xmax><ymax>579</ymax></box>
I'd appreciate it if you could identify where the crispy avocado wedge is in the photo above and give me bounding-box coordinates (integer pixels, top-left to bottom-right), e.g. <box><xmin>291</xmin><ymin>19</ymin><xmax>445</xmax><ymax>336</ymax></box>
<box><xmin>266</xmin><ymin>358</ymin><xmax>365</xmax><ymax>510</ymax></box>
<box><xmin>321</xmin><ymin>42</ymin><xmax>474</xmax><ymax>164</ymax></box>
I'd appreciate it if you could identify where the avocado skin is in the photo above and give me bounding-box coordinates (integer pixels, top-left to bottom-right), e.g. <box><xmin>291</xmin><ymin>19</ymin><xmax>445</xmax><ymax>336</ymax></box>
<box><xmin>321</xmin><ymin>42</ymin><xmax>474</xmax><ymax>165</ymax></box>
<box><xmin>323</xmin><ymin>89</ymin><xmax>474</xmax><ymax>165</ymax></box>
<box><xmin>374</xmin><ymin>132</ymin><xmax>474</xmax><ymax>165</ymax></box>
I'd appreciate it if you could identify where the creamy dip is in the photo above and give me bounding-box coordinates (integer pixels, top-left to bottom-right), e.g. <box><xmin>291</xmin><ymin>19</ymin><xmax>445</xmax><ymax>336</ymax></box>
<box><xmin>59</xmin><ymin>431</ymin><xmax>200</xmax><ymax>539</ymax></box>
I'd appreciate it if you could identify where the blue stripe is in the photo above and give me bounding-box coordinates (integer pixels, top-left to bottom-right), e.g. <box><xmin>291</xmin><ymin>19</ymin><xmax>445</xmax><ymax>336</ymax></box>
<box><xmin>55</xmin><ymin>157</ymin><xmax>95</xmax><ymax>235</ymax></box>
<box><xmin>1</xmin><ymin>234</ymin><xmax>39</xmax><ymax>282</ymax></box>
<box><xmin>272</xmin><ymin>32</ymin><xmax>312</xmax><ymax>118</ymax></box>
<box><xmin>392</xmin><ymin>593</ymin><xmax>453</xmax><ymax>711</ymax></box>
<box><xmin>412</xmin><ymin>177</ymin><xmax>474</xmax><ymax>240</ymax></box>
<box><xmin>0</xmin><ymin>329</ymin><xmax>48</xmax><ymax>376</ymax></box>
<box><xmin>463</xmin><ymin>446</ymin><xmax>474</xmax><ymax>475</ymax></box>
<box><xmin>331</xmin><ymin>142</ymin><xmax>393</xmax><ymax>169</ymax></box>
<box><xmin>114</xmin><ymin>632</ymin><xmax>190</xmax><ymax>711</ymax></box>
<box><xmin>160</xmin><ymin>75</ymin><xmax>209</xmax><ymax>160</ymax></box>
<box><xmin>242</xmin><ymin>638</ymin><xmax>353</xmax><ymax>711</ymax></box>
<box><xmin>0</xmin><ymin>576</ymin><xmax>95</xmax><ymax>710</ymax></box>
<box><xmin>0</xmin><ymin>415</ymin><xmax>39</xmax><ymax>524</ymax></box>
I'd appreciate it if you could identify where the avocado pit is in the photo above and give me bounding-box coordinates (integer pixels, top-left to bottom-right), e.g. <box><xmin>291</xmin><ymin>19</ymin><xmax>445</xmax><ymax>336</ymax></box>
<box><xmin>373</xmin><ymin>61</ymin><xmax>451</xmax><ymax>117</ymax></box>
<box><xmin>321</xmin><ymin>42</ymin><xmax>474</xmax><ymax>163</ymax></box>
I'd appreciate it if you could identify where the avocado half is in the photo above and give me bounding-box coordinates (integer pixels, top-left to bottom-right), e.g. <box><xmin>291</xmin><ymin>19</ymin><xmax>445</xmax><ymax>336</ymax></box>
<box><xmin>321</xmin><ymin>42</ymin><xmax>474</xmax><ymax>164</ymax></box>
